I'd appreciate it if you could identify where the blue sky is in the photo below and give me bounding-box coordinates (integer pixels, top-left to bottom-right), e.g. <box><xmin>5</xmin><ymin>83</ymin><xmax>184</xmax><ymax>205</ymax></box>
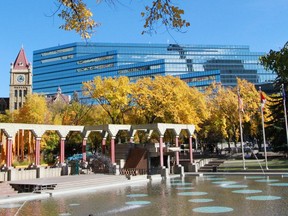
<box><xmin>1</xmin><ymin>0</ymin><xmax>288</xmax><ymax>97</ymax></box>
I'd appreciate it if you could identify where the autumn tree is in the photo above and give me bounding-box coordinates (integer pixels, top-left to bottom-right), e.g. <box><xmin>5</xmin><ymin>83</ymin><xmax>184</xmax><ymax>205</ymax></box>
<box><xmin>200</xmin><ymin>79</ymin><xmax>264</xmax><ymax>151</ymax></box>
<box><xmin>141</xmin><ymin>0</ymin><xmax>190</xmax><ymax>34</ymax></box>
<box><xmin>41</xmin><ymin>131</ymin><xmax>60</xmax><ymax>164</ymax></box>
<box><xmin>14</xmin><ymin>94</ymin><xmax>51</xmax><ymax>124</ymax></box>
<box><xmin>62</xmin><ymin>93</ymin><xmax>95</xmax><ymax>125</ymax></box>
<box><xmin>0</xmin><ymin>111</ymin><xmax>13</xmax><ymax>123</ymax></box>
<box><xmin>236</xmin><ymin>78</ymin><xmax>269</xmax><ymax>144</ymax></box>
<box><xmin>82</xmin><ymin>76</ymin><xmax>133</xmax><ymax>124</ymax></box>
<box><xmin>206</xmin><ymin>85</ymin><xmax>239</xmax><ymax>149</ymax></box>
<box><xmin>132</xmin><ymin>75</ymin><xmax>207</xmax><ymax>128</ymax></box>
<box><xmin>199</xmin><ymin>83</ymin><xmax>226</xmax><ymax>149</ymax></box>
<box><xmin>56</xmin><ymin>0</ymin><xmax>190</xmax><ymax>38</ymax></box>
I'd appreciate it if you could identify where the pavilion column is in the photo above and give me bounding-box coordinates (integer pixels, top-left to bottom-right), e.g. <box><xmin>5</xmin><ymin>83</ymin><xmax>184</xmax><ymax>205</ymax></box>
<box><xmin>189</xmin><ymin>136</ymin><xmax>193</xmax><ymax>163</ymax></box>
<box><xmin>17</xmin><ymin>131</ymin><xmax>20</xmax><ymax>157</ymax></box>
<box><xmin>110</xmin><ymin>137</ymin><xmax>115</xmax><ymax>164</ymax></box>
<box><xmin>82</xmin><ymin>138</ymin><xmax>87</xmax><ymax>161</ymax></box>
<box><xmin>35</xmin><ymin>137</ymin><xmax>41</xmax><ymax>166</ymax></box>
<box><xmin>102</xmin><ymin>138</ymin><xmax>106</xmax><ymax>154</ymax></box>
<box><xmin>159</xmin><ymin>136</ymin><xmax>164</xmax><ymax>167</ymax></box>
<box><xmin>60</xmin><ymin>138</ymin><xmax>65</xmax><ymax>163</ymax></box>
<box><xmin>6</xmin><ymin>137</ymin><xmax>13</xmax><ymax>167</ymax></box>
<box><xmin>21</xmin><ymin>130</ymin><xmax>24</xmax><ymax>161</ymax></box>
<box><xmin>175</xmin><ymin>136</ymin><xmax>179</xmax><ymax>165</ymax></box>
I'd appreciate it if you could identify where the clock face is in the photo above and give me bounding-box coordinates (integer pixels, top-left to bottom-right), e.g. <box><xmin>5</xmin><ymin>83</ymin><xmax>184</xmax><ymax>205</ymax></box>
<box><xmin>17</xmin><ymin>75</ymin><xmax>25</xmax><ymax>83</ymax></box>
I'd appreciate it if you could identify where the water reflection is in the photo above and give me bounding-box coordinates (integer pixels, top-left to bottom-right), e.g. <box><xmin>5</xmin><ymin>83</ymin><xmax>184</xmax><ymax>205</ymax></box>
<box><xmin>1</xmin><ymin>175</ymin><xmax>287</xmax><ymax>216</ymax></box>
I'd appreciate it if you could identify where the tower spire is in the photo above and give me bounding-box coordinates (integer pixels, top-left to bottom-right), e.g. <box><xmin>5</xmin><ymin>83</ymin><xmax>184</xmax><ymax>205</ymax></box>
<box><xmin>13</xmin><ymin>47</ymin><xmax>30</xmax><ymax>70</ymax></box>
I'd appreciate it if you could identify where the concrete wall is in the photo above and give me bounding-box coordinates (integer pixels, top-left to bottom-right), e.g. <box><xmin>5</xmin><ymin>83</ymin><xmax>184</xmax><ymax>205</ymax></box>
<box><xmin>37</xmin><ymin>167</ymin><xmax>63</xmax><ymax>178</ymax></box>
<box><xmin>0</xmin><ymin>171</ymin><xmax>8</xmax><ymax>181</ymax></box>
<box><xmin>1</xmin><ymin>167</ymin><xmax>64</xmax><ymax>181</ymax></box>
<box><xmin>8</xmin><ymin>169</ymin><xmax>37</xmax><ymax>181</ymax></box>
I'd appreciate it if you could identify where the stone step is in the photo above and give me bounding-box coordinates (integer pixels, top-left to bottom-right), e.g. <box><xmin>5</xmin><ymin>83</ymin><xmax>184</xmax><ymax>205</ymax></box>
<box><xmin>198</xmin><ymin>169</ymin><xmax>213</xmax><ymax>172</ymax></box>
<box><xmin>0</xmin><ymin>182</ymin><xmax>18</xmax><ymax>196</ymax></box>
<box><xmin>54</xmin><ymin>175</ymin><xmax>128</xmax><ymax>190</ymax></box>
<box><xmin>198</xmin><ymin>160</ymin><xmax>225</xmax><ymax>172</ymax></box>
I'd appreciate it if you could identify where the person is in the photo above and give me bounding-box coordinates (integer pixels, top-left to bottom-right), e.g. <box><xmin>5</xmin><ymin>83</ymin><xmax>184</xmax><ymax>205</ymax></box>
<box><xmin>28</xmin><ymin>163</ymin><xmax>36</xmax><ymax>169</ymax></box>
<box><xmin>1</xmin><ymin>164</ymin><xmax>7</xmax><ymax>171</ymax></box>
<box><xmin>170</xmin><ymin>156</ymin><xmax>176</xmax><ymax>174</ymax></box>
<box><xmin>216</xmin><ymin>147</ymin><xmax>219</xmax><ymax>155</ymax></box>
<box><xmin>80</xmin><ymin>160</ymin><xmax>88</xmax><ymax>169</ymax></box>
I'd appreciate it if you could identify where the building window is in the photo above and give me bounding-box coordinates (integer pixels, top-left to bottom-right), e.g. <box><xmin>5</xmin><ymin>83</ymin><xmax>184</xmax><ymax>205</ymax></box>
<box><xmin>14</xmin><ymin>102</ymin><xmax>17</xmax><ymax>110</ymax></box>
<box><xmin>41</xmin><ymin>47</ymin><xmax>73</xmax><ymax>56</ymax></box>
<box><xmin>14</xmin><ymin>90</ymin><xmax>18</xmax><ymax>97</ymax></box>
<box><xmin>24</xmin><ymin>90</ymin><xmax>27</xmax><ymax>97</ymax></box>
<box><xmin>19</xmin><ymin>90</ymin><xmax>22</xmax><ymax>97</ymax></box>
<box><xmin>41</xmin><ymin>55</ymin><xmax>74</xmax><ymax>63</ymax></box>
<box><xmin>77</xmin><ymin>55</ymin><xmax>113</xmax><ymax>64</ymax></box>
<box><xmin>77</xmin><ymin>63</ymin><xmax>114</xmax><ymax>72</ymax></box>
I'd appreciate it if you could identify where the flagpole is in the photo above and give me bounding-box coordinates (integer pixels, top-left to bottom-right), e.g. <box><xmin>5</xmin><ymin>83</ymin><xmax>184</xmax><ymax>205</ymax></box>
<box><xmin>238</xmin><ymin>88</ymin><xmax>246</xmax><ymax>170</ymax></box>
<box><xmin>259</xmin><ymin>87</ymin><xmax>268</xmax><ymax>170</ymax></box>
<box><xmin>281</xmin><ymin>84</ymin><xmax>288</xmax><ymax>148</ymax></box>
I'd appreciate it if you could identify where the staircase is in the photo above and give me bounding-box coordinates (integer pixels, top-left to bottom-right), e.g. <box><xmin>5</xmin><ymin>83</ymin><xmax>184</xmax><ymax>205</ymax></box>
<box><xmin>53</xmin><ymin>175</ymin><xmax>128</xmax><ymax>192</ymax></box>
<box><xmin>198</xmin><ymin>160</ymin><xmax>225</xmax><ymax>172</ymax></box>
<box><xmin>7</xmin><ymin>175</ymin><xmax>131</xmax><ymax>195</ymax></box>
<box><xmin>0</xmin><ymin>182</ymin><xmax>18</xmax><ymax>197</ymax></box>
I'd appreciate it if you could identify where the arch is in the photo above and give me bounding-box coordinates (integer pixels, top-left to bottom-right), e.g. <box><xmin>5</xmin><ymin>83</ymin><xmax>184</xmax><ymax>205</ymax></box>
<box><xmin>0</xmin><ymin>123</ymin><xmax>195</xmax><ymax>170</ymax></box>
<box><xmin>130</xmin><ymin>123</ymin><xmax>196</xmax><ymax>167</ymax></box>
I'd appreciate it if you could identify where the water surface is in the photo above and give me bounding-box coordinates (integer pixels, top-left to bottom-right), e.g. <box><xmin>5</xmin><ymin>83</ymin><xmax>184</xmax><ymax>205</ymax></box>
<box><xmin>1</xmin><ymin>175</ymin><xmax>287</xmax><ymax>216</ymax></box>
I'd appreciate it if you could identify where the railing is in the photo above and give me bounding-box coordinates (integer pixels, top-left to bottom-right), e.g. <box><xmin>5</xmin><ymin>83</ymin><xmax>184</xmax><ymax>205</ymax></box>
<box><xmin>91</xmin><ymin>166</ymin><xmax>110</xmax><ymax>174</ymax></box>
<box><xmin>147</xmin><ymin>167</ymin><xmax>162</xmax><ymax>175</ymax></box>
<box><xmin>120</xmin><ymin>168</ymin><xmax>147</xmax><ymax>176</ymax></box>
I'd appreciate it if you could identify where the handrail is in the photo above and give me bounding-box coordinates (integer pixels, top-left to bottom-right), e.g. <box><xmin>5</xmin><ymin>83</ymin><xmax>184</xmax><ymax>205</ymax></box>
<box><xmin>119</xmin><ymin>168</ymin><xmax>147</xmax><ymax>176</ymax></box>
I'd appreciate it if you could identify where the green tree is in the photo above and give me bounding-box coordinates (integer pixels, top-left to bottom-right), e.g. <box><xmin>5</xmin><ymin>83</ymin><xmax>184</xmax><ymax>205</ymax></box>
<box><xmin>260</xmin><ymin>41</ymin><xmax>288</xmax><ymax>151</ymax></box>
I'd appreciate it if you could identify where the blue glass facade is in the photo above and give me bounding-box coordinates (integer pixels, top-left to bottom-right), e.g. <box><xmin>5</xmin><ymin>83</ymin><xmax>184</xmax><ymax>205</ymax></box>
<box><xmin>33</xmin><ymin>42</ymin><xmax>274</xmax><ymax>97</ymax></box>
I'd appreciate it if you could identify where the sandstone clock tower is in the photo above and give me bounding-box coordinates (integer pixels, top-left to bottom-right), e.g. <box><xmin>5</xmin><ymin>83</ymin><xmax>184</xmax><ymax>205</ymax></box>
<box><xmin>9</xmin><ymin>47</ymin><xmax>32</xmax><ymax>112</ymax></box>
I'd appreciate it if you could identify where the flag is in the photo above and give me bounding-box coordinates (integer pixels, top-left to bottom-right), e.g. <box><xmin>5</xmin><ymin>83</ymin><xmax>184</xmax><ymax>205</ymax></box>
<box><xmin>237</xmin><ymin>89</ymin><xmax>244</xmax><ymax>112</ymax></box>
<box><xmin>260</xmin><ymin>90</ymin><xmax>266</xmax><ymax>109</ymax></box>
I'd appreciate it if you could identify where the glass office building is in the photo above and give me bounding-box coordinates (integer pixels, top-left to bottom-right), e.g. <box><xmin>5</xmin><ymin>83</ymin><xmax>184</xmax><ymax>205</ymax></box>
<box><xmin>33</xmin><ymin>42</ymin><xmax>275</xmax><ymax>97</ymax></box>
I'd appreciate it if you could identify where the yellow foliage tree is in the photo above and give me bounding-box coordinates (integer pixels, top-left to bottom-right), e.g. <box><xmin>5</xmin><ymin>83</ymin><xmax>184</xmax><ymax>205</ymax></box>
<box><xmin>236</xmin><ymin>78</ymin><xmax>271</xmax><ymax>143</ymax></box>
<box><xmin>200</xmin><ymin>79</ymin><xmax>271</xmax><ymax>149</ymax></box>
<box><xmin>14</xmin><ymin>94</ymin><xmax>51</xmax><ymax>124</ymax></box>
<box><xmin>57</xmin><ymin>0</ymin><xmax>99</xmax><ymax>39</ymax></box>
<box><xmin>132</xmin><ymin>76</ymin><xmax>207</xmax><ymax>129</ymax></box>
<box><xmin>82</xmin><ymin>76</ymin><xmax>133</xmax><ymax>124</ymax></box>
<box><xmin>56</xmin><ymin>0</ymin><xmax>189</xmax><ymax>38</ymax></box>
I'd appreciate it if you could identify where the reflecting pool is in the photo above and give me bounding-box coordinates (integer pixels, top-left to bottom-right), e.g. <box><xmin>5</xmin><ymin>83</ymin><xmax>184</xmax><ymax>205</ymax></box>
<box><xmin>1</xmin><ymin>175</ymin><xmax>288</xmax><ymax>216</ymax></box>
